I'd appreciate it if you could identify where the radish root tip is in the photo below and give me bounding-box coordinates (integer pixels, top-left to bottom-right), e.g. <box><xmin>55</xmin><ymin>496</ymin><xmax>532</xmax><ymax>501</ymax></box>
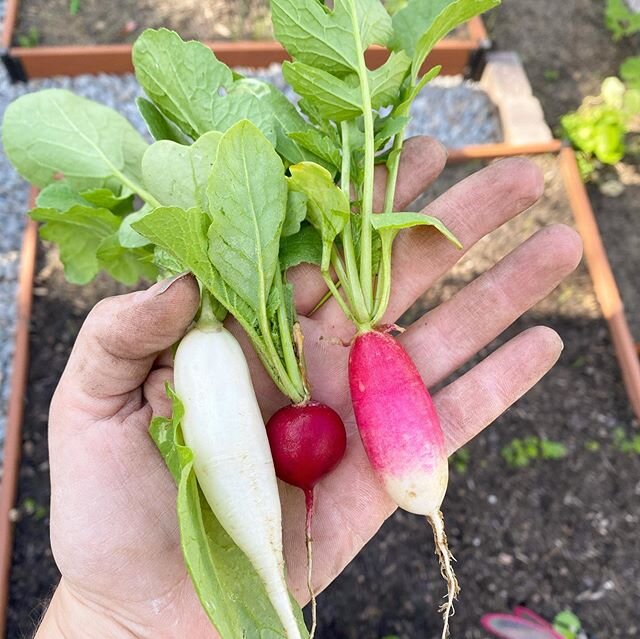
<box><xmin>427</xmin><ymin>510</ymin><xmax>460</xmax><ymax>639</ymax></box>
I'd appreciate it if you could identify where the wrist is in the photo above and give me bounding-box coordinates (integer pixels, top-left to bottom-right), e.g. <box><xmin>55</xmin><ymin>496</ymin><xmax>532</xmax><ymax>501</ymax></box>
<box><xmin>36</xmin><ymin>580</ymin><xmax>137</xmax><ymax>639</ymax></box>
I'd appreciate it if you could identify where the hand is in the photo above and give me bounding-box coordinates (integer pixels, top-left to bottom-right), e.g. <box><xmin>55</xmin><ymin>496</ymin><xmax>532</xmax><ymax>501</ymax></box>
<box><xmin>39</xmin><ymin>137</ymin><xmax>582</xmax><ymax>639</ymax></box>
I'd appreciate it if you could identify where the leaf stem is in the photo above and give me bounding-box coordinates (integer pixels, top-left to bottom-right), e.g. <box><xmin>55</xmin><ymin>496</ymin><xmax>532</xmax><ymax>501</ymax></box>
<box><xmin>275</xmin><ymin>269</ymin><xmax>308</xmax><ymax>403</ymax></box>
<box><xmin>258</xmin><ymin>282</ymin><xmax>305</xmax><ymax>405</ymax></box>
<box><xmin>322</xmin><ymin>270</ymin><xmax>358</xmax><ymax>327</ymax></box>
<box><xmin>383</xmin><ymin>133</ymin><xmax>405</xmax><ymax>214</ymax></box>
<box><xmin>113</xmin><ymin>168</ymin><xmax>162</xmax><ymax>208</ymax></box>
<box><xmin>339</xmin><ymin>122</ymin><xmax>368</xmax><ymax>323</ymax></box>
<box><xmin>347</xmin><ymin>0</ymin><xmax>375</xmax><ymax>314</ymax></box>
<box><xmin>196</xmin><ymin>289</ymin><xmax>223</xmax><ymax>330</ymax></box>
<box><xmin>371</xmin><ymin>232</ymin><xmax>394</xmax><ymax>325</ymax></box>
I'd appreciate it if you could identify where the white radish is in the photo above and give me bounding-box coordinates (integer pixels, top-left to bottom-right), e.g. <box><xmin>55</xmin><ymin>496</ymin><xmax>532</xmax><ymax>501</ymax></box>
<box><xmin>174</xmin><ymin>320</ymin><xmax>301</xmax><ymax>639</ymax></box>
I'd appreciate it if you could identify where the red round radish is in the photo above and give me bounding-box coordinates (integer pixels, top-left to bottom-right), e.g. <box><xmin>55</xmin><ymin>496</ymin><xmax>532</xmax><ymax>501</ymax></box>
<box><xmin>266</xmin><ymin>401</ymin><xmax>346</xmax><ymax>491</ymax></box>
<box><xmin>349</xmin><ymin>329</ymin><xmax>458</xmax><ymax>639</ymax></box>
<box><xmin>266</xmin><ymin>400</ymin><xmax>346</xmax><ymax>638</ymax></box>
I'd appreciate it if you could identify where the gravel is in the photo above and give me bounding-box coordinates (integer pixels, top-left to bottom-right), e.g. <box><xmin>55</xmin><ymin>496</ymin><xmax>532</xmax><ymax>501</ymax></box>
<box><xmin>0</xmin><ymin>55</ymin><xmax>501</xmax><ymax>456</ymax></box>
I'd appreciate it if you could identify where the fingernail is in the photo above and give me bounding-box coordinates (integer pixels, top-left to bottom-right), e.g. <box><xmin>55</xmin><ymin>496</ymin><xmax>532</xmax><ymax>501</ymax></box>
<box><xmin>154</xmin><ymin>271</ymin><xmax>192</xmax><ymax>296</ymax></box>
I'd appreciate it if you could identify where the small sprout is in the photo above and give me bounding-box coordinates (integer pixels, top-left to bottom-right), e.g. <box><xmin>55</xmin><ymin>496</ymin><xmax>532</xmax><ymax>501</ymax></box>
<box><xmin>21</xmin><ymin>497</ymin><xmax>48</xmax><ymax>520</ymax></box>
<box><xmin>612</xmin><ymin>427</ymin><xmax>640</xmax><ymax>454</ymax></box>
<box><xmin>17</xmin><ymin>27</ymin><xmax>40</xmax><ymax>48</ymax></box>
<box><xmin>605</xmin><ymin>0</ymin><xmax>640</xmax><ymax>40</ymax></box>
<box><xmin>22</xmin><ymin>497</ymin><xmax>36</xmax><ymax>515</ymax></box>
<box><xmin>501</xmin><ymin>437</ymin><xmax>568</xmax><ymax>469</ymax></box>
<box><xmin>451</xmin><ymin>448</ymin><xmax>470</xmax><ymax>474</ymax></box>
<box><xmin>584</xmin><ymin>440</ymin><xmax>601</xmax><ymax>452</ymax></box>
<box><xmin>553</xmin><ymin>609</ymin><xmax>583</xmax><ymax>639</ymax></box>
<box><xmin>571</xmin><ymin>355</ymin><xmax>587</xmax><ymax>368</ymax></box>
<box><xmin>544</xmin><ymin>69</ymin><xmax>559</xmax><ymax>82</ymax></box>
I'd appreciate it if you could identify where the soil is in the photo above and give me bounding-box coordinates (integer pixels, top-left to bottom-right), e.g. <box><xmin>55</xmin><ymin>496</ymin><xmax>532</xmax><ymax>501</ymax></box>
<box><xmin>588</xmin><ymin>169</ymin><xmax>640</xmax><ymax>341</ymax></box>
<box><xmin>487</xmin><ymin>0</ymin><xmax>640</xmax><ymax>127</ymax></box>
<box><xmin>487</xmin><ymin>0</ymin><xmax>640</xmax><ymax>342</ymax></box>
<box><xmin>13</xmin><ymin>0</ymin><xmax>469</xmax><ymax>47</ymax></box>
<box><xmin>15</xmin><ymin>0</ymin><xmax>274</xmax><ymax>45</ymax></box>
<box><xmin>7</xmin><ymin>155</ymin><xmax>640</xmax><ymax>638</ymax></box>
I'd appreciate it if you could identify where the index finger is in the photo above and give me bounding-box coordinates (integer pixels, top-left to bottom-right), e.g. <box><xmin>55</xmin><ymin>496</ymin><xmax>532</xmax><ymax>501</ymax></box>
<box><xmin>52</xmin><ymin>274</ymin><xmax>200</xmax><ymax>421</ymax></box>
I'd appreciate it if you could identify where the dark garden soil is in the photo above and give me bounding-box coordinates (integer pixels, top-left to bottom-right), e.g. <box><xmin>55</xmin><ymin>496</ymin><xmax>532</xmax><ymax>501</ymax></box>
<box><xmin>589</xmin><ymin>170</ymin><xmax>640</xmax><ymax>341</ymax></box>
<box><xmin>15</xmin><ymin>0</ymin><xmax>275</xmax><ymax>46</ymax></box>
<box><xmin>487</xmin><ymin>0</ymin><xmax>640</xmax><ymax>127</ymax></box>
<box><xmin>7</xmin><ymin>155</ymin><xmax>640</xmax><ymax>638</ymax></box>
<box><xmin>487</xmin><ymin>0</ymin><xmax>640</xmax><ymax>343</ymax></box>
<box><xmin>12</xmin><ymin>0</ymin><xmax>469</xmax><ymax>47</ymax></box>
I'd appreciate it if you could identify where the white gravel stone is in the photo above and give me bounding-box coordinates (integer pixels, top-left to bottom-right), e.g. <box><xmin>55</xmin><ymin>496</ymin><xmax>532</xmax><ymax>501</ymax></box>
<box><xmin>0</xmin><ymin>41</ymin><xmax>501</xmax><ymax>452</ymax></box>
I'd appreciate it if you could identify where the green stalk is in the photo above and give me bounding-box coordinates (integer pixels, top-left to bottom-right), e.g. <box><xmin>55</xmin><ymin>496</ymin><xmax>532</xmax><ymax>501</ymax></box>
<box><xmin>339</xmin><ymin>122</ymin><xmax>368</xmax><ymax>323</ymax></box>
<box><xmin>383</xmin><ymin>132</ymin><xmax>405</xmax><ymax>214</ymax></box>
<box><xmin>371</xmin><ymin>233</ymin><xmax>394</xmax><ymax>326</ymax></box>
<box><xmin>347</xmin><ymin>0</ymin><xmax>376</xmax><ymax>315</ymax></box>
<box><xmin>322</xmin><ymin>271</ymin><xmax>360</xmax><ymax>328</ymax></box>
<box><xmin>257</xmin><ymin>280</ymin><xmax>305</xmax><ymax>405</ymax></box>
<box><xmin>113</xmin><ymin>168</ymin><xmax>162</xmax><ymax>208</ymax></box>
<box><xmin>274</xmin><ymin>269</ymin><xmax>308</xmax><ymax>403</ymax></box>
<box><xmin>196</xmin><ymin>290</ymin><xmax>223</xmax><ymax>330</ymax></box>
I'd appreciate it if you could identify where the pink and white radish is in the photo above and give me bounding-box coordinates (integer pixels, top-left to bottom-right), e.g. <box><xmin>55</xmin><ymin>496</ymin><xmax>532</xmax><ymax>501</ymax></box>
<box><xmin>266</xmin><ymin>401</ymin><xmax>347</xmax><ymax>637</ymax></box>
<box><xmin>174</xmin><ymin>320</ymin><xmax>303</xmax><ymax>639</ymax></box>
<box><xmin>349</xmin><ymin>329</ymin><xmax>458</xmax><ymax>638</ymax></box>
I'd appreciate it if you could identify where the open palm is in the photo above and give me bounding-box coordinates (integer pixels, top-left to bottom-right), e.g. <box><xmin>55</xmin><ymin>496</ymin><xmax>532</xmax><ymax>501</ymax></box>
<box><xmin>44</xmin><ymin>137</ymin><xmax>582</xmax><ymax>638</ymax></box>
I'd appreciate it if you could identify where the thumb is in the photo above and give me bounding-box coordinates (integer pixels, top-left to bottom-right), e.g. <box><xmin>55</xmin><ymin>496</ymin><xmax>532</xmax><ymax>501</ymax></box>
<box><xmin>56</xmin><ymin>273</ymin><xmax>200</xmax><ymax>419</ymax></box>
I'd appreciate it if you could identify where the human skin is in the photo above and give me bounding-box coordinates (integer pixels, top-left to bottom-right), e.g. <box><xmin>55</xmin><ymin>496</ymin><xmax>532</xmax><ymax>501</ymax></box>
<box><xmin>35</xmin><ymin>137</ymin><xmax>583</xmax><ymax>638</ymax></box>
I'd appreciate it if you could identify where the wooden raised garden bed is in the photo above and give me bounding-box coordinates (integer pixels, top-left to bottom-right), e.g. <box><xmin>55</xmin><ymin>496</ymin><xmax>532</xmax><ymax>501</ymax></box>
<box><xmin>0</xmin><ymin>203</ymin><xmax>37</xmax><ymax>638</ymax></box>
<box><xmin>0</xmin><ymin>0</ymin><xmax>491</xmax><ymax>81</ymax></box>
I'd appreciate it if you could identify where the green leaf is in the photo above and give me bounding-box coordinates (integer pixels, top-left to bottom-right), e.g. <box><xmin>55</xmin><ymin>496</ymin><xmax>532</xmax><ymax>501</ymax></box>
<box><xmin>283</xmin><ymin>190</ymin><xmax>308</xmax><ymax>237</ymax></box>
<box><xmin>389</xmin><ymin>0</ymin><xmax>500</xmax><ymax>78</ymax></box>
<box><xmin>150</xmin><ymin>390</ymin><xmax>308</xmax><ymax>639</ymax></box>
<box><xmin>540</xmin><ymin>439</ymin><xmax>568</xmax><ymax>460</ymax></box>
<box><xmin>36</xmin><ymin>183</ymin><xmax>92</xmax><ymax>210</ymax></box>
<box><xmin>79</xmin><ymin>188</ymin><xmax>135</xmax><ymax>215</ymax></box>
<box><xmin>371</xmin><ymin>211</ymin><xmax>462</xmax><ymax>248</ymax></box>
<box><xmin>142</xmin><ymin>131</ymin><xmax>222</xmax><ymax>209</ymax></box>
<box><xmin>270</xmin><ymin>0</ymin><xmax>392</xmax><ymax>75</ymax></box>
<box><xmin>153</xmin><ymin>246</ymin><xmax>185</xmax><ymax>278</ymax></box>
<box><xmin>374</xmin><ymin>114</ymin><xmax>410</xmax><ymax>150</ymax></box>
<box><xmin>385</xmin><ymin>0</ymin><xmax>407</xmax><ymax>15</ymax></box>
<box><xmin>368</xmin><ymin>51</ymin><xmax>412</xmax><ymax>109</ymax></box>
<box><xmin>96</xmin><ymin>235</ymin><xmax>158</xmax><ymax>284</ymax></box>
<box><xmin>288</xmin><ymin>130</ymin><xmax>341</xmax><ymax>172</ymax></box>
<box><xmin>283</xmin><ymin>62</ymin><xmax>362</xmax><ymax>121</ymax></box>
<box><xmin>133</xmin><ymin>28</ymin><xmax>233</xmax><ymax>139</ymax></box>
<box><xmin>279</xmin><ymin>223</ymin><xmax>323</xmax><ymax>271</ymax></box>
<box><xmin>2</xmin><ymin>89</ymin><xmax>148</xmax><ymax>191</ymax></box>
<box><xmin>601</xmin><ymin>76</ymin><xmax>626</xmax><ymax>109</ymax></box>
<box><xmin>30</xmin><ymin>205</ymin><xmax>121</xmax><ymax>284</ymax></box>
<box><xmin>207</xmin><ymin>121</ymin><xmax>287</xmax><ymax>314</ymax></box>
<box><xmin>118</xmin><ymin>206</ymin><xmax>154</xmax><ymax>248</ymax></box>
<box><xmin>553</xmin><ymin>610</ymin><xmax>582</xmax><ymax>639</ymax></box>
<box><xmin>226</xmin><ymin>78</ymin><xmax>322</xmax><ymax>165</ymax></box>
<box><xmin>287</xmin><ymin>162</ymin><xmax>350</xmax><ymax>270</ymax></box>
<box><xmin>136</xmin><ymin>96</ymin><xmax>190</xmax><ymax>143</ymax></box>
<box><xmin>621</xmin><ymin>56</ymin><xmax>640</xmax><ymax>90</ymax></box>
<box><xmin>605</xmin><ymin>0</ymin><xmax>640</xmax><ymax>40</ymax></box>
<box><xmin>132</xmin><ymin>206</ymin><xmax>265</xmax><ymax>346</ymax></box>
<box><xmin>209</xmin><ymin>85</ymin><xmax>277</xmax><ymax>145</ymax></box>
<box><xmin>133</xmin><ymin>29</ymin><xmax>275</xmax><ymax>143</ymax></box>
